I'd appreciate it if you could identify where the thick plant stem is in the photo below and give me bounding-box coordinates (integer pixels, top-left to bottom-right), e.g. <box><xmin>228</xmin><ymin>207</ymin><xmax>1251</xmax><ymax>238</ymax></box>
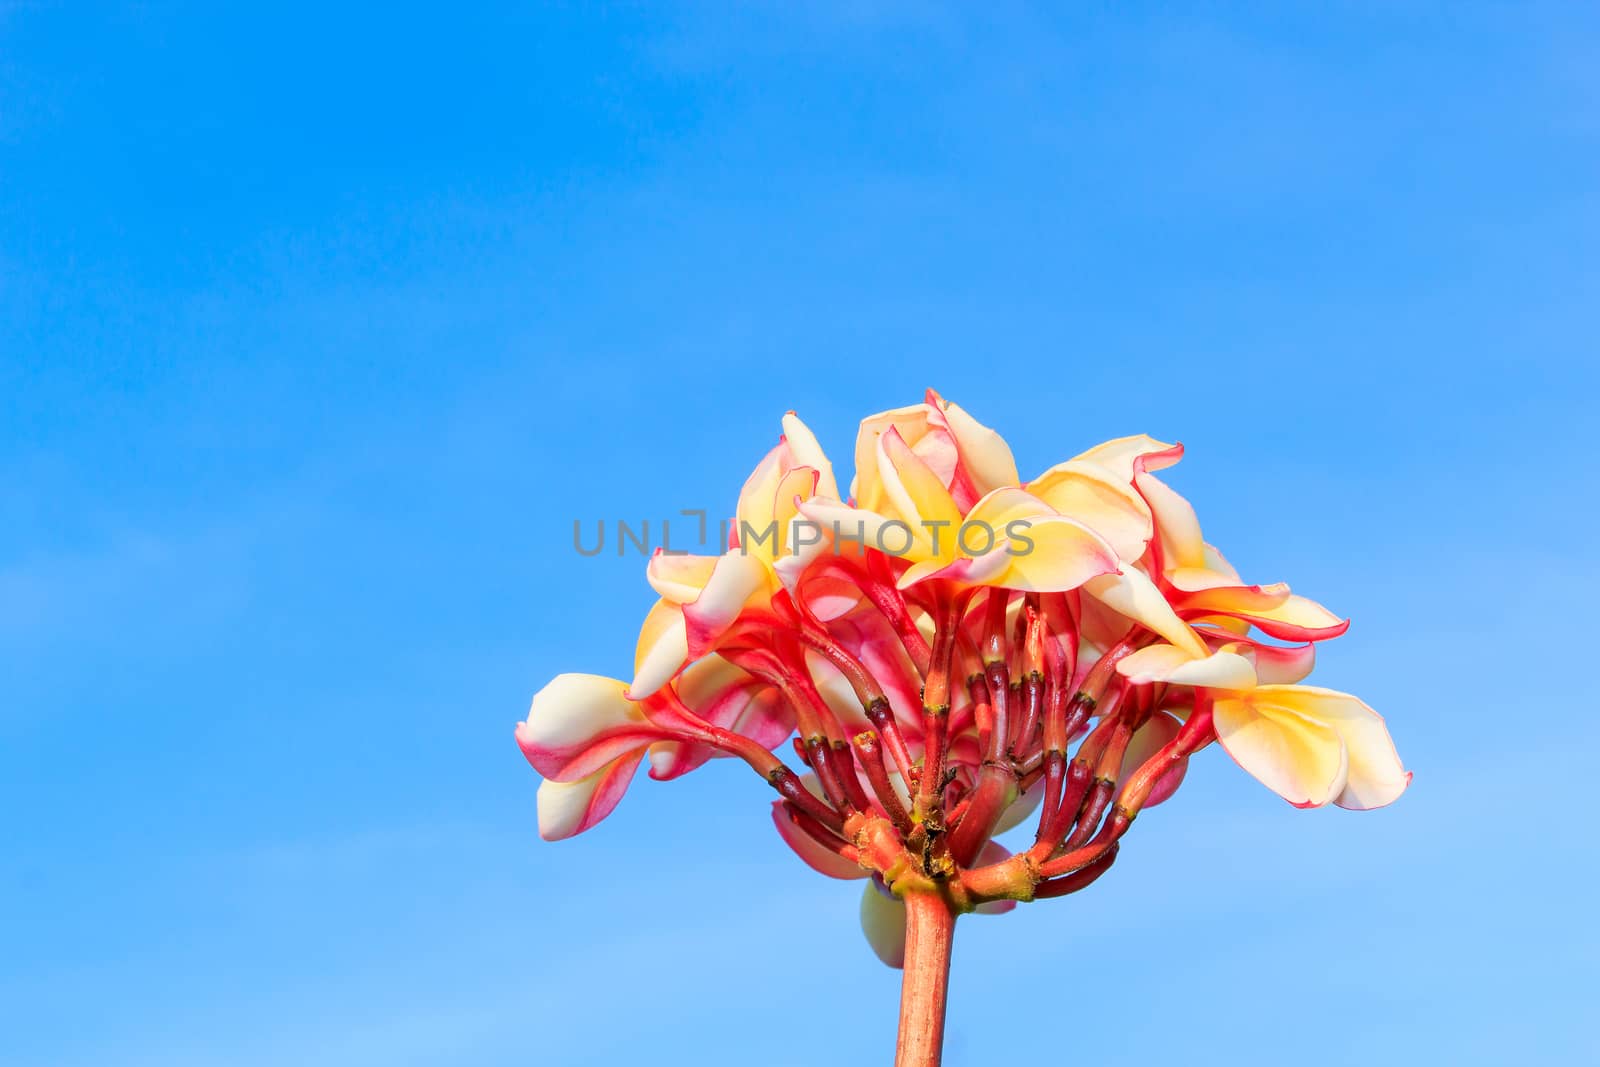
<box><xmin>895</xmin><ymin>892</ymin><xmax>956</xmax><ymax>1067</ymax></box>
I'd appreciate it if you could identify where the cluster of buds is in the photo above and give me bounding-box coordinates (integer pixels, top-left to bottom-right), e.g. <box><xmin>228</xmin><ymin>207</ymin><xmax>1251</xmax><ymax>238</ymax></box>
<box><xmin>517</xmin><ymin>391</ymin><xmax>1409</xmax><ymax>1059</ymax></box>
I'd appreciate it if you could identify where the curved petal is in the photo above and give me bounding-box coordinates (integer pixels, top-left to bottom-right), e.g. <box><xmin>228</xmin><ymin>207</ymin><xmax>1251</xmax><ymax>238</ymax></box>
<box><xmin>682</xmin><ymin>553</ymin><xmax>770</xmax><ymax>643</ymax></box>
<box><xmin>736</xmin><ymin>444</ymin><xmax>787</xmax><ymax>554</ymax></box>
<box><xmin>768</xmin><ymin>467</ymin><xmax>822</xmax><ymax>561</ymax></box>
<box><xmin>963</xmin><ymin>486</ymin><xmax>1057</xmax><ymax>530</ymax></box>
<box><xmin>1196</xmin><ymin>592</ymin><xmax>1349</xmax><ymax>642</ymax></box>
<box><xmin>772</xmin><ymin>520</ymin><xmax>849</xmax><ymax>593</ymax></box>
<box><xmin>1081</xmin><ymin>566</ymin><xmax>1208</xmax><ymax>657</ymax></box>
<box><xmin>1025</xmin><ymin>460</ymin><xmax>1154</xmax><ymax>562</ymax></box>
<box><xmin>771</xmin><ymin>801</ymin><xmax>865</xmax><ymax>879</ymax></box>
<box><xmin>1195</xmin><ymin>628</ymin><xmax>1317</xmax><ymax>684</ymax></box>
<box><xmin>1178</xmin><ymin>582</ymin><xmax>1293</xmax><ymax>615</ymax></box>
<box><xmin>648</xmin><ymin>658</ymin><xmax>793</xmax><ymax>779</ymax></box>
<box><xmin>1169</xmin><ymin>543</ymin><xmax>1246</xmax><ymax>590</ymax></box>
<box><xmin>1134</xmin><ymin>471</ymin><xmax>1207</xmax><ymax>573</ymax></box>
<box><xmin>629</xmin><ymin>599</ymin><xmax>691</xmax><ymax>698</ymax></box>
<box><xmin>897</xmin><ymin>516</ymin><xmax>1115</xmax><ymax>593</ymax></box>
<box><xmin>1212</xmin><ymin>693</ymin><xmax>1349</xmax><ymax>808</ymax></box>
<box><xmin>1239</xmin><ymin>594</ymin><xmax>1349</xmax><ymax>642</ymax></box>
<box><xmin>929</xmin><ymin>390</ymin><xmax>1020</xmax><ymax>496</ymax></box>
<box><xmin>897</xmin><ymin>550</ymin><xmax>1009</xmax><ymax>590</ymax></box>
<box><xmin>632</xmin><ymin>554</ymin><xmax>771</xmax><ymax>699</ymax></box>
<box><xmin>1116</xmin><ymin>644</ymin><xmax>1257</xmax><ymax>690</ymax></box>
<box><xmin>973</xmin><ymin>515</ymin><xmax>1121</xmax><ymax>593</ymax></box>
<box><xmin>518</xmin><ymin>674</ymin><xmax>671</xmax><ymax>782</ymax></box>
<box><xmin>1072</xmin><ymin>435</ymin><xmax>1182</xmax><ymax>482</ymax></box>
<box><xmin>880</xmin><ymin>425</ymin><xmax>963</xmax><ymax>535</ymax></box>
<box><xmin>797</xmin><ymin>497</ymin><xmax>923</xmax><ymax>564</ymax></box>
<box><xmin>536</xmin><ymin>749</ymin><xmax>645</xmax><ymax>841</ymax></box>
<box><xmin>782</xmin><ymin>411</ymin><xmax>840</xmax><ymax>501</ymax></box>
<box><xmin>1250</xmin><ymin>686</ymin><xmax>1411</xmax><ymax>810</ymax></box>
<box><xmin>645</xmin><ymin>552</ymin><xmax>719</xmax><ymax>604</ymax></box>
<box><xmin>853</xmin><ymin>404</ymin><xmax>957</xmax><ymax>513</ymax></box>
<box><xmin>859</xmin><ymin>878</ymin><xmax>908</xmax><ymax>968</ymax></box>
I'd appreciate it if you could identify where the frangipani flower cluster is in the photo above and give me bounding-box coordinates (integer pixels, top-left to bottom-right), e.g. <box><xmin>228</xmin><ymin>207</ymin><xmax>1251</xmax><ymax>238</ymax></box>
<box><xmin>517</xmin><ymin>391</ymin><xmax>1409</xmax><ymax>1063</ymax></box>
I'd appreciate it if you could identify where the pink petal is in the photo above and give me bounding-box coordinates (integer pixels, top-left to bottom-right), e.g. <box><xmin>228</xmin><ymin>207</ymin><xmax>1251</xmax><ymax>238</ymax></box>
<box><xmin>517</xmin><ymin>673</ymin><xmax>673</xmax><ymax>782</ymax></box>
<box><xmin>536</xmin><ymin>750</ymin><xmax>646</xmax><ymax>841</ymax></box>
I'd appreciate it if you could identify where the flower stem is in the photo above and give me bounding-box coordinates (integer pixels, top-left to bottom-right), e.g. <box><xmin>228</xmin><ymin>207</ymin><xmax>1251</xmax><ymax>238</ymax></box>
<box><xmin>895</xmin><ymin>891</ymin><xmax>956</xmax><ymax>1067</ymax></box>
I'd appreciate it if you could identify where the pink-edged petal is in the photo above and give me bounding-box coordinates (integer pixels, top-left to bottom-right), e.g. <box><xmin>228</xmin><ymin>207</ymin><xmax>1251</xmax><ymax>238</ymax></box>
<box><xmin>1116</xmin><ymin>644</ymin><xmax>1257</xmax><ymax>690</ymax></box>
<box><xmin>1081</xmin><ymin>566</ymin><xmax>1208</xmax><ymax>657</ymax></box>
<box><xmin>644</xmin><ymin>738</ymin><xmax>703</xmax><ymax>782</ymax></box>
<box><xmin>859</xmin><ymin>878</ymin><xmax>908</xmax><ymax>968</ymax></box>
<box><xmin>536</xmin><ymin>749</ymin><xmax>645</xmax><ymax>841</ymax></box>
<box><xmin>647</xmin><ymin>657</ymin><xmax>793</xmax><ymax>780</ymax></box>
<box><xmin>897</xmin><ymin>551</ymin><xmax>1008</xmax><ymax>590</ymax></box>
<box><xmin>736</xmin><ymin>441</ymin><xmax>787</xmax><ymax>539</ymax></box>
<box><xmin>1196</xmin><ymin>628</ymin><xmax>1318</xmax><ymax>684</ymax></box>
<box><xmin>1178</xmin><ymin>582</ymin><xmax>1293</xmax><ymax>614</ymax></box>
<box><xmin>1240</xmin><ymin>594</ymin><xmax>1349</xmax><ymax>641</ymax></box>
<box><xmin>825</xmin><ymin>607</ymin><xmax>925</xmax><ymax>731</ymax></box>
<box><xmin>1250</xmin><ymin>685</ymin><xmax>1411</xmax><ymax>810</ymax></box>
<box><xmin>772</xmin><ymin>507</ymin><xmax>852</xmax><ymax>593</ymax></box>
<box><xmin>1198</xmin><ymin>593</ymin><xmax>1350</xmax><ymax>642</ymax></box>
<box><xmin>1133</xmin><ymin>471</ymin><xmax>1207</xmax><ymax>573</ymax></box>
<box><xmin>786</xmin><ymin>565</ymin><xmax>867</xmax><ymax>622</ymax></box>
<box><xmin>646</xmin><ymin>552</ymin><xmax>719</xmax><ymax>604</ymax></box>
<box><xmin>735</xmin><ymin>442</ymin><xmax>819</xmax><ymax>561</ymax></box>
<box><xmin>954</xmin><ymin>515</ymin><xmax>1121</xmax><ymax>593</ymax></box>
<box><xmin>1072</xmin><ymin>435</ymin><xmax>1183</xmax><ymax>482</ymax></box>
<box><xmin>1025</xmin><ymin>460</ymin><xmax>1154</xmax><ymax>561</ymax></box>
<box><xmin>796</xmin><ymin>497</ymin><xmax>914</xmax><ymax>562</ymax></box>
<box><xmin>632</xmin><ymin>554</ymin><xmax>771</xmax><ymax>699</ymax></box>
<box><xmin>681</xmin><ymin>552</ymin><xmax>770</xmax><ymax>645</ymax></box>
<box><xmin>852</xmin><ymin>403</ymin><xmax>958</xmax><ymax>513</ymax></box>
<box><xmin>517</xmin><ymin>673</ymin><xmax>672</xmax><ymax>782</ymax></box>
<box><xmin>1165</xmin><ymin>545</ymin><xmax>1252</xmax><ymax>594</ymax></box>
<box><xmin>1212</xmin><ymin>692</ymin><xmax>1349</xmax><ymax>808</ymax></box>
<box><xmin>771</xmin><ymin>800</ymin><xmax>865</xmax><ymax>879</ymax></box>
<box><xmin>890</xmin><ymin>487</ymin><xmax>1068</xmax><ymax>588</ymax></box>
<box><xmin>696</xmin><ymin>673</ymin><xmax>793</xmax><ymax>750</ymax></box>
<box><xmin>782</xmin><ymin>411</ymin><xmax>840</xmax><ymax>501</ymax></box>
<box><xmin>879</xmin><ymin>425</ymin><xmax>963</xmax><ymax>533</ymax></box>
<box><xmin>768</xmin><ymin>467</ymin><xmax>823</xmax><ymax>558</ymax></box>
<box><xmin>1251</xmin><ymin>643</ymin><xmax>1316</xmax><ymax>684</ymax></box>
<box><xmin>1179</xmin><ymin>543</ymin><xmax>1246</xmax><ymax>588</ymax></box>
<box><xmin>928</xmin><ymin>390</ymin><xmax>1021</xmax><ymax>496</ymax></box>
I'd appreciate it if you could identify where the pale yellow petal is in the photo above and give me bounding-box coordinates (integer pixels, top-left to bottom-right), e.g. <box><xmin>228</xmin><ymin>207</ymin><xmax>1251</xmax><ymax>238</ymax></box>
<box><xmin>1026</xmin><ymin>459</ymin><xmax>1153</xmax><ymax>561</ymax></box>
<box><xmin>645</xmin><ymin>553</ymin><xmax>718</xmax><ymax>604</ymax></box>
<box><xmin>938</xmin><ymin>396</ymin><xmax>1020</xmax><ymax>494</ymax></box>
<box><xmin>1116</xmin><ymin>644</ymin><xmax>1257</xmax><ymax>689</ymax></box>
<box><xmin>1212</xmin><ymin>693</ymin><xmax>1349</xmax><ymax>808</ymax></box>
<box><xmin>1082</xmin><ymin>566</ymin><xmax>1207</xmax><ymax>657</ymax></box>
<box><xmin>629</xmin><ymin>599</ymin><xmax>690</xmax><ymax>698</ymax></box>
<box><xmin>1072</xmin><ymin>434</ymin><xmax>1181</xmax><ymax>482</ymax></box>
<box><xmin>1249</xmin><ymin>686</ymin><xmax>1410</xmax><ymax>810</ymax></box>
<box><xmin>782</xmin><ymin>411</ymin><xmax>840</xmax><ymax>500</ymax></box>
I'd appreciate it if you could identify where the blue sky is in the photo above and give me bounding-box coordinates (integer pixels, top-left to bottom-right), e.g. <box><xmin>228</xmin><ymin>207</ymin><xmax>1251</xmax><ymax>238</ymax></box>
<box><xmin>2</xmin><ymin>3</ymin><xmax>1597</xmax><ymax>1064</ymax></box>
